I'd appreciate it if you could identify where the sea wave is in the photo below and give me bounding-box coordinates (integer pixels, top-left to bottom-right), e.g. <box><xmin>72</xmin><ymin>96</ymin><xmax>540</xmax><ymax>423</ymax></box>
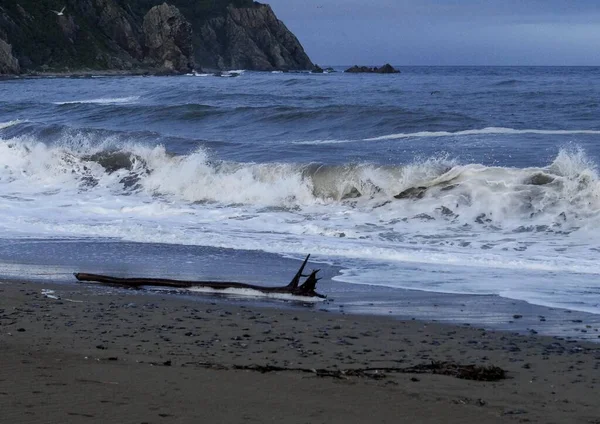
<box><xmin>0</xmin><ymin>132</ymin><xmax>599</xmax><ymax>230</ymax></box>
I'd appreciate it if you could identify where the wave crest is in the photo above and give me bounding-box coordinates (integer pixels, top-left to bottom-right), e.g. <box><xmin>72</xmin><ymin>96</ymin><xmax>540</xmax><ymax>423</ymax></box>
<box><xmin>0</xmin><ymin>133</ymin><xmax>599</xmax><ymax>228</ymax></box>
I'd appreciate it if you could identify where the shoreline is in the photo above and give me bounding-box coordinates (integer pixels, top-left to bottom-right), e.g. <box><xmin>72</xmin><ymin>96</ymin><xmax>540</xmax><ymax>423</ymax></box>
<box><xmin>2</xmin><ymin>279</ymin><xmax>600</xmax><ymax>423</ymax></box>
<box><xmin>2</xmin><ymin>262</ymin><xmax>600</xmax><ymax>343</ymax></box>
<box><xmin>0</xmin><ymin>67</ymin><xmax>308</xmax><ymax>80</ymax></box>
<box><xmin>0</xmin><ymin>241</ymin><xmax>598</xmax><ymax>343</ymax></box>
<box><xmin>0</xmin><ymin>69</ymin><xmax>192</xmax><ymax>80</ymax></box>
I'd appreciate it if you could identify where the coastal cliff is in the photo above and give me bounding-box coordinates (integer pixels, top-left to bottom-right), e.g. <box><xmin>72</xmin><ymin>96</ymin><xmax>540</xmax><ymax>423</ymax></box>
<box><xmin>196</xmin><ymin>4</ymin><xmax>313</xmax><ymax>71</ymax></box>
<box><xmin>142</xmin><ymin>3</ymin><xmax>194</xmax><ymax>73</ymax></box>
<box><xmin>0</xmin><ymin>0</ymin><xmax>313</xmax><ymax>74</ymax></box>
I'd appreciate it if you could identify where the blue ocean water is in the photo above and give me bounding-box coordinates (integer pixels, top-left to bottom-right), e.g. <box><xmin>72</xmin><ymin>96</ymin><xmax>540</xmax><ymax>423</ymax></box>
<box><xmin>0</xmin><ymin>67</ymin><xmax>599</xmax><ymax>314</ymax></box>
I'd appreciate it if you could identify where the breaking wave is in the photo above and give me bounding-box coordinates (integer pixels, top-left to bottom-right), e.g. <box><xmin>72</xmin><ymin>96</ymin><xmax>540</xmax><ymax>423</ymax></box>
<box><xmin>1</xmin><ymin>132</ymin><xmax>599</xmax><ymax>232</ymax></box>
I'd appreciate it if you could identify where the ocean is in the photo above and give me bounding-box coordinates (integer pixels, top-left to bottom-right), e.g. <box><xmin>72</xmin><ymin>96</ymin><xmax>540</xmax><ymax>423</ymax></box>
<box><xmin>1</xmin><ymin>67</ymin><xmax>599</xmax><ymax>333</ymax></box>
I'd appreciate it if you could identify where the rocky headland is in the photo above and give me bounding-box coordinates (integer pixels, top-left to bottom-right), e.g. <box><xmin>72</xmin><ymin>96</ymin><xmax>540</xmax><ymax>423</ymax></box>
<box><xmin>0</xmin><ymin>0</ymin><xmax>313</xmax><ymax>75</ymax></box>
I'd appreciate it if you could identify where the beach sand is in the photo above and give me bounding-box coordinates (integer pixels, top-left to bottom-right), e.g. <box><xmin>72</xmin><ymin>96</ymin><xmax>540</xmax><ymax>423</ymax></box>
<box><xmin>1</xmin><ymin>280</ymin><xmax>600</xmax><ymax>423</ymax></box>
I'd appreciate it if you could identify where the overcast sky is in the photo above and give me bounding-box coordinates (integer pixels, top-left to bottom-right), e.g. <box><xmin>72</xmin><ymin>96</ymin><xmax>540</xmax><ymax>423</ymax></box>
<box><xmin>267</xmin><ymin>0</ymin><xmax>600</xmax><ymax>66</ymax></box>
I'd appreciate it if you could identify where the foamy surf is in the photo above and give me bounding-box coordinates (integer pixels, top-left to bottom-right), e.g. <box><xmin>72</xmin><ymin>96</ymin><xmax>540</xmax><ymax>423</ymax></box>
<box><xmin>1</xmin><ymin>133</ymin><xmax>599</xmax><ymax>224</ymax></box>
<box><xmin>185</xmin><ymin>286</ymin><xmax>325</xmax><ymax>302</ymax></box>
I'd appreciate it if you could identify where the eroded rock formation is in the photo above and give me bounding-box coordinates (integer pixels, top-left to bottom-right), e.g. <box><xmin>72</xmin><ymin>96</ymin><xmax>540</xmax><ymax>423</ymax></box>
<box><xmin>143</xmin><ymin>3</ymin><xmax>194</xmax><ymax>73</ymax></box>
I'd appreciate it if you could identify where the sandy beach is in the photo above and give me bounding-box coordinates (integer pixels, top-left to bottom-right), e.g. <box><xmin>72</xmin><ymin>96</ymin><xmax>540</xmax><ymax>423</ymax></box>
<box><xmin>1</xmin><ymin>280</ymin><xmax>599</xmax><ymax>423</ymax></box>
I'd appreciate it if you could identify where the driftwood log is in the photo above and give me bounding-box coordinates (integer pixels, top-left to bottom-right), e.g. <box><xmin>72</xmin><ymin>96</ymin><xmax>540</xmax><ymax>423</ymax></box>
<box><xmin>74</xmin><ymin>255</ymin><xmax>325</xmax><ymax>298</ymax></box>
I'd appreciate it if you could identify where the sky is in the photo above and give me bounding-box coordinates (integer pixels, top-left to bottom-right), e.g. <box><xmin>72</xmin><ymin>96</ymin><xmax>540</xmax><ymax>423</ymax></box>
<box><xmin>267</xmin><ymin>0</ymin><xmax>600</xmax><ymax>66</ymax></box>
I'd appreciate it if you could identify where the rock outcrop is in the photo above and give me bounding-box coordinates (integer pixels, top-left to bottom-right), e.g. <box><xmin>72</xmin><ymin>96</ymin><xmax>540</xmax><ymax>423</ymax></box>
<box><xmin>0</xmin><ymin>38</ymin><xmax>20</xmax><ymax>74</ymax></box>
<box><xmin>196</xmin><ymin>4</ymin><xmax>313</xmax><ymax>71</ymax></box>
<box><xmin>0</xmin><ymin>1</ymin><xmax>312</xmax><ymax>74</ymax></box>
<box><xmin>345</xmin><ymin>64</ymin><xmax>400</xmax><ymax>74</ymax></box>
<box><xmin>143</xmin><ymin>3</ymin><xmax>194</xmax><ymax>73</ymax></box>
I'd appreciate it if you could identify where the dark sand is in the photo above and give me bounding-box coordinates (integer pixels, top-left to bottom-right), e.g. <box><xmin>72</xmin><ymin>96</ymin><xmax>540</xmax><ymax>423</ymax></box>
<box><xmin>2</xmin><ymin>280</ymin><xmax>600</xmax><ymax>423</ymax></box>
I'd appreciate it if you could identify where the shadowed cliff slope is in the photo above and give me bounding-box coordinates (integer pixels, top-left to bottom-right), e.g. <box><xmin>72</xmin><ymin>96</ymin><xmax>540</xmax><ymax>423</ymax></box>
<box><xmin>0</xmin><ymin>0</ymin><xmax>313</xmax><ymax>74</ymax></box>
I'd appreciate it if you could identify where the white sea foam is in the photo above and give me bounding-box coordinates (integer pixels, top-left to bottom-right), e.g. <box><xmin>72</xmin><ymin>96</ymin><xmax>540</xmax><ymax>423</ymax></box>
<box><xmin>186</xmin><ymin>71</ymin><xmax>212</xmax><ymax>77</ymax></box>
<box><xmin>186</xmin><ymin>286</ymin><xmax>324</xmax><ymax>302</ymax></box>
<box><xmin>53</xmin><ymin>96</ymin><xmax>140</xmax><ymax>105</ymax></box>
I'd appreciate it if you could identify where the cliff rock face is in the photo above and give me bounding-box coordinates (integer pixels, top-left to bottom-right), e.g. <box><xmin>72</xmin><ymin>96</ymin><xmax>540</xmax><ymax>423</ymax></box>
<box><xmin>0</xmin><ymin>1</ymin><xmax>312</xmax><ymax>74</ymax></box>
<box><xmin>0</xmin><ymin>38</ymin><xmax>20</xmax><ymax>74</ymax></box>
<box><xmin>143</xmin><ymin>3</ymin><xmax>194</xmax><ymax>73</ymax></box>
<box><xmin>196</xmin><ymin>4</ymin><xmax>313</xmax><ymax>71</ymax></box>
<box><xmin>0</xmin><ymin>0</ymin><xmax>147</xmax><ymax>72</ymax></box>
<box><xmin>91</xmin><ymin>0</ymin><xmax>143</xmax><ymax>60</ymax></box>
<box><xmin>0</xmin><ymin>6</ymin><xmax>21</xmax><ymax>74</ymax></box>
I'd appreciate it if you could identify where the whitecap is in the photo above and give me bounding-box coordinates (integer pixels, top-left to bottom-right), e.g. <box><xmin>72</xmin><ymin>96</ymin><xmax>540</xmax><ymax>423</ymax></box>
<box><xmin>0</xmin><ymin>119</ymin><xmax>26</xmax><ymax>130</ymax></box>
<box><xmin>365</xmin><ymin>127</ymin><xmax>600</xmax><ymax>141</ymax></box>
<box><xmin>53</xmin><ymin>96</ymin><xmax>140</xmax><ymax>105</ymax></box>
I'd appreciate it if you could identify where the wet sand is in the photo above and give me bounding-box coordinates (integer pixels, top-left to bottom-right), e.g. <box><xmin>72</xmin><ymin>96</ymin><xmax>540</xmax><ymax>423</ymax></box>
<box><xmin>1</xmin><ymin>280</ymin><xmax>600</xmax><ymax>423</ymax></box>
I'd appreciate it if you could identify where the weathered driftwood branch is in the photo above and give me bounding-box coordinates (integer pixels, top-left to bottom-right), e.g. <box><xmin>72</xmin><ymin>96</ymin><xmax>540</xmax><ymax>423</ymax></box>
<box><xmin>74</xmin><ymin>254</ymin><xmax>325</xmax><ymax>298</ymax></box>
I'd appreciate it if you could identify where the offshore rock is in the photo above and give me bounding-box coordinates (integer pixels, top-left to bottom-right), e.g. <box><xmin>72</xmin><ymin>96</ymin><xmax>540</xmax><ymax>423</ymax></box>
<box><xmin>196</xmin><ymin>4</ymin><xmax>313</xmax><ymax>71</ymax></box>
<box><xmin>0</xmin><ymin>37</ymin><xmax>19</xmax><ymax>74</ymax></box>
<box><xmin>394</xmin><ymin>186</ymin><xmax>428</xmax><ymax>200</ymax></box>
<box><xmin>143</xmin><ymin>3</ymin><xmax>194</xmax><ymax>73</ymax></box>
<box><xmin>345</xmin><ymin>63</ymin><xmax>400</xmax><ymax>74</ymax></box>
<box><xmin>524</xmin><ymin>173</ymin><xmax>555</xmax><ymax>186</ymax></box>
